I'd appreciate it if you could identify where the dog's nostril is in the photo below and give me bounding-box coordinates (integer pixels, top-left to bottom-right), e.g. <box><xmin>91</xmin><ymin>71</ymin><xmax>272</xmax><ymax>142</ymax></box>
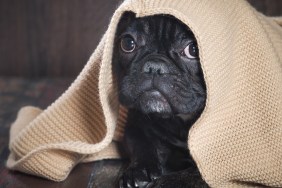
<box><xmin>149</xmin><ymin>67</ymin><xmax>153</xmax><ymax>74</ymax></box>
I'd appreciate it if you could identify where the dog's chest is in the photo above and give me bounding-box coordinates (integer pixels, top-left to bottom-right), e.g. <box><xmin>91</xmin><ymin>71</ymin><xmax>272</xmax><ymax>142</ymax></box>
<box><xmin>145</xmin><ymin>117</ymin><xmax>190</xmax><ymax>149</ymax></box>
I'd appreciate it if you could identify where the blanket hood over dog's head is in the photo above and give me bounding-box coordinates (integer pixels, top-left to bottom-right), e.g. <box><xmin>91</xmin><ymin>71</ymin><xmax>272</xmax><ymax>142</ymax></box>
<box><xmin>7</xmin><ymin>0</ymin><xmax>282</xmax><ymax>187</ymax></box>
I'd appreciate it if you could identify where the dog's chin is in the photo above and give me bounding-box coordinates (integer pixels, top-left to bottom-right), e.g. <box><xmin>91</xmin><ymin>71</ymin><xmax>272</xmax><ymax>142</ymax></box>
<box><xmin>138</xmin><ymin>90</ymin><xmax>172</xmax><ymax>118</ymax></box>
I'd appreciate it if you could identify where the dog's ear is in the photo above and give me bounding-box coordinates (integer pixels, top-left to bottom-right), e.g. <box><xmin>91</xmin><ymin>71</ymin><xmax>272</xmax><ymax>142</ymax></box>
<box><xmin>116</xmin><ymin>11</ymin><xmax>136</xmax><ymax>34</ymax></box>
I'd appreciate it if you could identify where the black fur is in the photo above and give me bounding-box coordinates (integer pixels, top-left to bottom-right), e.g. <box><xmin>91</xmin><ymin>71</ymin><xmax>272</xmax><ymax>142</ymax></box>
<box><xmin>113</xmin><ymin>12</ymin><xmax>208</xmax><ymax>188</ymax></box>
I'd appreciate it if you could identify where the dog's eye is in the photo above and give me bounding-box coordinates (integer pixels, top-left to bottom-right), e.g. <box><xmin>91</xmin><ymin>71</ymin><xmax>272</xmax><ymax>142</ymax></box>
<box><xmin>120</xmin><ymin>36</ymin><xmax>136</xmax><ymax>53</ymax></box>
<box><xmin>182</xmin><ymin>43</ymin><xmax>199</xmax><ymax>59</ymax></box>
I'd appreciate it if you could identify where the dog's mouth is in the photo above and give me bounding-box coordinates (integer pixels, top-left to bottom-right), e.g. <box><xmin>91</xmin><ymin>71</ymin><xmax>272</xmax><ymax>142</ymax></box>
<box><xmin>138</xmin><ymin>90</ymin><xmax>172</xmax><ymax>116</ymax></box>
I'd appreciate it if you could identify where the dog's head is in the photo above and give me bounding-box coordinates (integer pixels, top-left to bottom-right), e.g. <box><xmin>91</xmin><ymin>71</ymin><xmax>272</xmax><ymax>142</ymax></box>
<box><xmin>113</xmin><ymin>12</ymin><xmax>206</xmax><ymax>118</ymax></box>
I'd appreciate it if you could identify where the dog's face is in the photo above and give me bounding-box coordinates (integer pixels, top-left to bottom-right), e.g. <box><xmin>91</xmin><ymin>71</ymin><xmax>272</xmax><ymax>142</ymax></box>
<box><xmin>113</xmin><ymin>12</ymin><xmax>206</xmax><ymax>117</ymax></box>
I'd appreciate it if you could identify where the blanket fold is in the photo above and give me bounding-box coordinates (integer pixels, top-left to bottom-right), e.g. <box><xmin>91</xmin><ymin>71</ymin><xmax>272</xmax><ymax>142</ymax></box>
<box><xmin>7</xmin><ymin>0</ymin><xmax>282</xmax><ymax>187</ymax></box>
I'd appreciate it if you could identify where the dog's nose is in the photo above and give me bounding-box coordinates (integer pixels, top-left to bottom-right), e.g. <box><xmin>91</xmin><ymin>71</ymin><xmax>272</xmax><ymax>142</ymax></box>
<box><xmin>142</xmin><ymin>61</ymin><xmax>169</xmax><ymax>75</ymax></box>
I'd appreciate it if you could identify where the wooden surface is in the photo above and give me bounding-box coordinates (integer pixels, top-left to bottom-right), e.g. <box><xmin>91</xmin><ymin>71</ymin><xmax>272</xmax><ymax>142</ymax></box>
<box><xmin>0</xmin><ymin>0</ymin><xmax>281</xmax><ymax>78</ymax></box>
<box><xmin>1</xmin><ymin>160</ymin><xmax>125</xmax><ymax>188</ymax></box>
<box><xmin>0</xmin><ymin>0</ymin><xmax>119</xmax><ymax>78</ymax></box>
<box><xmin>0</xmin><ymin>78</ymin><xmax>127</xmax><ymax>188</ymax></box>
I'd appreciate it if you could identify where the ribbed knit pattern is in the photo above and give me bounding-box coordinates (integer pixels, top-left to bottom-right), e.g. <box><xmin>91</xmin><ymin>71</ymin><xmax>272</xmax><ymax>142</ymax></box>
<box><xmin>7</xmin><ymin>0</ymin><xmax>282</xmax><ymax>187</ymax></box>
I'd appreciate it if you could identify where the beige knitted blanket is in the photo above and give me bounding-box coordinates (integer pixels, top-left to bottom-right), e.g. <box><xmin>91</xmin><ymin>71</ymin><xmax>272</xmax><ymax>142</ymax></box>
<box><xmin>7</xmin><ymin>0</ymin><xmax>282</xmax><ymax>187</ymax></box>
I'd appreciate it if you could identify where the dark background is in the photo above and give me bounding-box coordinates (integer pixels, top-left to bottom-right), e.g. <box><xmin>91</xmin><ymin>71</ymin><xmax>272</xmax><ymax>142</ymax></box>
<box><xmin>0</xmin><ymin>0</ymin><xmax>282</xmax><ymax>78</ymax></box>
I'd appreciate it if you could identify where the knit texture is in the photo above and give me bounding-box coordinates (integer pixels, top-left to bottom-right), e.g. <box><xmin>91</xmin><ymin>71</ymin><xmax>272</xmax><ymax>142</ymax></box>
<box><xmin>7</xmin><ymin>0</ymin><xmax>282</xmax><ymax>187</ymax></box>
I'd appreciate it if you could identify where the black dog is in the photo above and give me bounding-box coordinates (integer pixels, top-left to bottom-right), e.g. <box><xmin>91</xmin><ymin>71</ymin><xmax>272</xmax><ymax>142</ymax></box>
<box><xmin>113</xmin><ymin>12</ymin><xmax>208</xmax><ymax>188</ymax></box>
